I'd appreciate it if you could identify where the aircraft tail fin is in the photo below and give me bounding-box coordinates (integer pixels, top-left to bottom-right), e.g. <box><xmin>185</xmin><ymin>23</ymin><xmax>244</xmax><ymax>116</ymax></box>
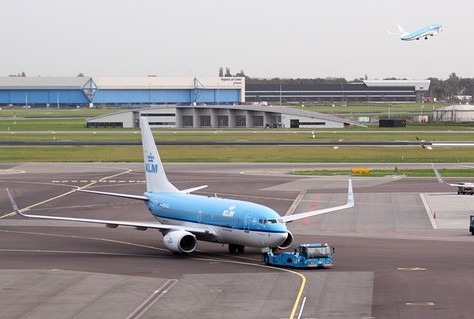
<box><xmin>397</xmin><ymin>25</ymin><xmax>408</xmax><ymax>37</ymax></box>
<box><xmin>140</xmin><ymin>117</ymin><xmax>179</xmax><ymax>193</ymax></box>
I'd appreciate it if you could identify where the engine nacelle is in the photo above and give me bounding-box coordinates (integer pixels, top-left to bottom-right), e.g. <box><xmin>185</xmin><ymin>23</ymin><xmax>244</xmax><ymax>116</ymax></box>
<box><xmin>278</xmin><ymin>231</ymin><xmax>294</xmax><ymax>250</ymax></box>
<box><xmin>163</xmin><ymin>230</ymin><xmax>197</xmax><ymax>254</ymax></box>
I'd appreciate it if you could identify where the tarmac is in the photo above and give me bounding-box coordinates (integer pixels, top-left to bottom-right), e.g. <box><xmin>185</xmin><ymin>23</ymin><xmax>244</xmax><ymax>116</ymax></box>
<box><xmin>1</xmin><ymin>163</ymin><xmax>474</xmax><ymax>319</ymax></box>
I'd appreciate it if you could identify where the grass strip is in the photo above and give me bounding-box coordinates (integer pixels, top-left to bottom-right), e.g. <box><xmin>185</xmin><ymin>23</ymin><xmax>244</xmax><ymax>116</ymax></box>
<box><xmin>1</xmin><ymin>145</ymin><xmax>474</xmax><ymax>163</ymax></box>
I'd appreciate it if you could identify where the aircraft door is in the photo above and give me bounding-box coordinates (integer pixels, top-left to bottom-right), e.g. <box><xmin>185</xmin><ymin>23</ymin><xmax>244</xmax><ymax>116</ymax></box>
<box><xmin>244</xmin><ymin>213</ymin><xmax>252</xmax><ymax>233</ymax></box>
<box><xmin>197</xmin><ymin>210</ymin><xmax>202</xmax><ymax>223</ymax></box>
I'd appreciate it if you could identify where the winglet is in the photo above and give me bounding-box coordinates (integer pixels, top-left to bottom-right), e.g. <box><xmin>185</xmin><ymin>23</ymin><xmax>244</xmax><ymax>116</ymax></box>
<box><xmin>431</xmin><ymin>163</ymin><xmax>449</xmax><ymax>185</ymax></box>
<box><xmin>397</xmin><ymin>24</ymin><xmax>407</xmax><ymax>36</ymax></box>
<box><xmin>281</xmin><ymin>179</ymin><xmax>354</xmax><ymax>223</ymax></box>
<box><xmin>347</xmin><ymin>179</ymin><xmax>354</xmax><ymax>206</ymax></box>
<box><xmin>6</xmin><ymin>188</ymin><xmax>26</xmax><ymax>217</ymax></box>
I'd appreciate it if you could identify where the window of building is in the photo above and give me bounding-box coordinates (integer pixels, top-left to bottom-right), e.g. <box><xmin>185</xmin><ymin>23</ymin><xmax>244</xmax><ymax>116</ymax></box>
<box><xmin>235</xmin><ymin>116</ymin><xmax>246</xmax><ymax>127</ymax></box>
<box><xmin>218</xmin><ymin>116</ymin><xmax>228</xmax><ymax>127</ymax></box>
<box><xmin>86</xmin><ymin>122</ymin><xmax>123</xmax><ymax>128</ymax></box>
<box><xmin>182</xmin><ymin>116</ymin><xmax>193</xmax><ymax>127</ymax></box>
<box><xmin>200</xmin><ymin>116</ymin><xmax>211</xmax><ymax>127</ymax></box>
<box><xmin>253</xmin><ymin>116</ymin><xmax>264</xmax><ymax>127</ymax></box>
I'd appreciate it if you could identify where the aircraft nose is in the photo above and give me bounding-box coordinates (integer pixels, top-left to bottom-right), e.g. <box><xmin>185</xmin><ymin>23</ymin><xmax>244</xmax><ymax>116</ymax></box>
<box><xmin>269</xmin><ymin>232</ymin><xmax>289</xmax><ymax>247</ymax></box>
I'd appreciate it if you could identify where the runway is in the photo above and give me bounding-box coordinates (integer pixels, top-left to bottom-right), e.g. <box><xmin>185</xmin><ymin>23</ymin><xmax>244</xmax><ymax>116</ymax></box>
<box><xmin>1</xmin><ymin>163</ymin><xmax>474</xmax><ymax>319</ymax></box>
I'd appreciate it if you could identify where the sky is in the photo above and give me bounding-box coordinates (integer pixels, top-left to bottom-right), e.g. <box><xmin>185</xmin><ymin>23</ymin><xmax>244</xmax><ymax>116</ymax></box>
<box><xmin>1</xmin><ymin>0</ymin><xmax>472</xmax><ymax>80</ymax></box>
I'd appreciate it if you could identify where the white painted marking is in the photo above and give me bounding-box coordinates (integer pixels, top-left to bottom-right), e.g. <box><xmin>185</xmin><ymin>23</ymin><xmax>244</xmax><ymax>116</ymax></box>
<box><xmin>297</xmin><ymin>296</ymin><xmax>307</xmax><ymax>319</ymax></box>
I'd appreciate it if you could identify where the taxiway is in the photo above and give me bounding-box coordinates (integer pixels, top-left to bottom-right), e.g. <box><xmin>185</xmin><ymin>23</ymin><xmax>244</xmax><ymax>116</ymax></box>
<box><xmin>1</xmin><ymin>163</ymin><xmax>474</xmax><ymax>319</ymax></box>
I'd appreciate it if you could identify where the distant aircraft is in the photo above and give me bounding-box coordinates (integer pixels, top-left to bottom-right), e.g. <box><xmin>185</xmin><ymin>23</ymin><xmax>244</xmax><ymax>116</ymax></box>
<box><xmin>7</xmin><ymin>117</ymin><xmax>354</xmax><ymax>254</ymax></box>
<box><xmin>393</xmin><ymin>23</ymin><xmax>442</xmax><ymax>41</ymax></box>
<box><xmin>432</xmin><ymin>164</ymin><xmax>474</xmax><ymax>195</ymax></box>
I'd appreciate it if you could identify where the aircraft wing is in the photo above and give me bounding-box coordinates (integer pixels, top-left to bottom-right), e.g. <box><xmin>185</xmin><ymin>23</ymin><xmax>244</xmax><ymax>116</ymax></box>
<box><xmin>431</xmin><ymin>164</ymin><xmax>465</xmax><ymax>187</ymax></box>
<box><xmin>6</xmin><ymin>188</ymin><xmax>215</xmax><ymax>236</ymax></box>
<box><xmin>281</xmin><ymin>179</ymin><xmax>354</xmax><ymax>223</ymax></box>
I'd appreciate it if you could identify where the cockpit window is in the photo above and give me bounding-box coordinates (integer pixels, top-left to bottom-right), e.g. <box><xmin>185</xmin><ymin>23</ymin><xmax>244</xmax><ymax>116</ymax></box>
<box><xmin>259</xmin><ymin>218</ymin><xmax>284</xmax><ymax>225</ymax></box>
<box><xmin>267</xmin><ymin>218</ymin><xmax>284</xmax><ymax>224</ymax></box>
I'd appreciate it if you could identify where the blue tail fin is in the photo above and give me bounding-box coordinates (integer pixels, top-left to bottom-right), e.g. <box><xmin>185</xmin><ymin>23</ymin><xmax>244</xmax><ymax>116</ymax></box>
<box><xmin>140</xmin><ymin>117</ymin><xmax>179</xmax><ymax>193</ymax></box>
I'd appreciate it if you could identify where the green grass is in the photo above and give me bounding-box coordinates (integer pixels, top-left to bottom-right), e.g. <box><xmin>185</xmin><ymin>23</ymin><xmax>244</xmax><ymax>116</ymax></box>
<box><xmin>0</xmin><ymin>119</ymin><xmax>88</xmax><ymax>131</ymax></box>
<box><xmin>1</xmin><ymin>106</ymin><xmax>474</xmax><ymax>167</ymax></box>
<box><xmin>0</xmin><ymin>107</ymin><xmax>114</xmax><ymax>118</ymax></box>
<box><xmin>294</xmin><ymin>168</ymin><xmax>474</xmax><ymax>177</ymax></box>
<box><xmin>0</xmin><ymin>146</ymin><xmax>143</xmax><ymax>162</ymax></box>
<box><xmin>1</xmin><ymin>145</ymin><xmax>474</xmax><ymax>163</ymax></box>
<box><xmin>0</xmin><ymin>123</ymin><xmax>474</xmax><ymax>142</ymax></box>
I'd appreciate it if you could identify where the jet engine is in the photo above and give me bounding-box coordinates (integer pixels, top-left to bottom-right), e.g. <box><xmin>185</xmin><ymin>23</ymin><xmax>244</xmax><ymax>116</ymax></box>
<box><xmin>163</xmin><ymin>230</ymin><xmax>197</xmax><ymax>254</ymax></box>
<box><xmin>278</xmin><ymin>231</ymin><xmax>294</xmax><ymax>250</ymax></box>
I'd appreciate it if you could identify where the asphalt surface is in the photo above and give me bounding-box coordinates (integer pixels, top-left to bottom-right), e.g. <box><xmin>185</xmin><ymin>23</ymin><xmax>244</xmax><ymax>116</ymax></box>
<box><xmin>1</xmin><ymin>163</ymin><xmax>474</xmax><ymax>319</ymax></box>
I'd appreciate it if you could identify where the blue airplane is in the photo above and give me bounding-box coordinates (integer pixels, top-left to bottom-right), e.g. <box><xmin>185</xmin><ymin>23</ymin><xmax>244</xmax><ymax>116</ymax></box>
<box><xmin>397</xmin><ymin>23</ymin><xmax>442</xmax><ymax>41</ymax></box>
<box><xmin>6</xmin><ymin>117</ymin><xmax>354</xmax><ymax>254</ymax></box>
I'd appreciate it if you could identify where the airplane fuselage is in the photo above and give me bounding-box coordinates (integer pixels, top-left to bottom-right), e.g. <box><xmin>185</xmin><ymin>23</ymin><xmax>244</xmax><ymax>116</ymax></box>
<box><xmin>401</xmin><ymin>23</ymin><xmax>442</xmax><ymax>41</ymax></box>
<box><xmin>145</xmin><ymin>192</ymin><xmax>289</xmax><ymax>248</ymax></box>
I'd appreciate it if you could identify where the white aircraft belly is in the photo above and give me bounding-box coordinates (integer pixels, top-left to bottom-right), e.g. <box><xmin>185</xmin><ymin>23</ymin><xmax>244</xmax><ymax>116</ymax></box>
<box><xmin>156</xmin><ymin>217</ymin><xmax>285</xmax><ymax>248</ymax></box>
<box><xmin>210</xmin><ymin>226</ymin><xmax>286</xmax><ymax>248</ymax></box>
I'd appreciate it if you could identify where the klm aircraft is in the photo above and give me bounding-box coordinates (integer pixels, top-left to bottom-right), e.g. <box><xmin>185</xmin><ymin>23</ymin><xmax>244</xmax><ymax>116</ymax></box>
<box><xmin>7</xmin><ymin>118</ymin><xmax>354</xmax><ymax>254</ymax></box>
<box><xmin>397</xmin><ymin>23</ymin><xmax>442</xmax><ymax>41</ymax></box>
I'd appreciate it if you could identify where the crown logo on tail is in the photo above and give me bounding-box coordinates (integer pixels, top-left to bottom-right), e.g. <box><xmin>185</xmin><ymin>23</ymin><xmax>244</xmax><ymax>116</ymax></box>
<box><xmin>145</xmin><ymin>153</ymin><xmax>158</xmax><ymax>173</ymax></box>
<box><xmin>147</xmin><ymin>153</ymin><xmax>154</xmax><ymax>163</ymax></box>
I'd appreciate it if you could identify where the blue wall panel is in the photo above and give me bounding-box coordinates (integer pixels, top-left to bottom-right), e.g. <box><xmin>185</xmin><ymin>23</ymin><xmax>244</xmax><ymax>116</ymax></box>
<box><xmin>195</xmin><ymin>89</ymin><xmax>240</xmax><ymax>104</ymax></box>
<box><xmin>0</xmin><ymin>88</ymin><xmax>241</xmax><ymax>106</ymax></box>
<box><xmin>0</xmin><ymin>90</ymin><xmax>89</xmax><ymax>106</ymax></box>
<box><xmin>94</xmin><ymin>89</ymin><xmax>194</xmax><ymax>104</ymax></box>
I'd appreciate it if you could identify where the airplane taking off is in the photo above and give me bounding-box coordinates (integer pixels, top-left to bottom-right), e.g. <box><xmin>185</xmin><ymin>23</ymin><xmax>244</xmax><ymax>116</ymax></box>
<box><xmin>432</xmin><ymin>164</ymin><xmax>474</xmax><ymax>195</ymax></box>
<box><xmin>7</xmin><ymin>117</ymin><xmax>354</xmax><ymax>254</ymax></box>
<box><xmin>395</xmin><ymin>23</ymin><xmax>442</xmax><ymax>41</ymax></box>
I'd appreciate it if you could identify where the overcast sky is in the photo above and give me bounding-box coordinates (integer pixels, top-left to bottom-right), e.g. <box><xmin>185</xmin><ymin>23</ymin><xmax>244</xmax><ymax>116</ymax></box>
<box><xmin>1</xmin><ymin>0</ymin><xmax>471</xmax><ymax>80</ymax></box>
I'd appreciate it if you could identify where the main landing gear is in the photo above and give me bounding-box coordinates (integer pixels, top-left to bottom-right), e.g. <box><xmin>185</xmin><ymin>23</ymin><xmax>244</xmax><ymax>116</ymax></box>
<box><xmin>228</xmin><ymin>244</ymin><xmax>245</xmax><ymax>254</ymax></box>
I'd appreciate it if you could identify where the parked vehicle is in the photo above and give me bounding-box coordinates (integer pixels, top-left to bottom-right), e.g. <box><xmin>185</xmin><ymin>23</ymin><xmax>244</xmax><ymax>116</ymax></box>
<box><xmin>262</xmin><ymin>243</ymin><xmax>334</xmax><ymax>269</ymax></box>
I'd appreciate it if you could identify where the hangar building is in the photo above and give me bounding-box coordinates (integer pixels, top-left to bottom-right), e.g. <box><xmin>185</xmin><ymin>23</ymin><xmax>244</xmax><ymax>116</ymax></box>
<box><xmin>246</xmin><ymin>80</ymin><xmax>430</xmax><ymax>104</ymax></box>
<box><xmin>433</xmin><ymin>104</ymin><xmax>474</xmax><ymax>122</ymax></box>
<box><xmin>0</xmin><ymin>77</ymin><xmax>430</xmax><ymax>107</ymax></box>
<box><xmin>86</xmin><ymin>105</ymin><xmax>357</xmax><ymax>129</ymax></box>
<box><xmin>0</xmin><ymin>77</ymin><xmax>244</xmax><ymax>107</ymax></box>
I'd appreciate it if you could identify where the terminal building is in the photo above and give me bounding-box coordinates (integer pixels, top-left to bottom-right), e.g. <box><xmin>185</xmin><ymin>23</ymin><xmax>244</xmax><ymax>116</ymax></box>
<box><xmin>86</xmin><ymin>105</ymin><xmax>357</xmax><ymax>129</ymax></box>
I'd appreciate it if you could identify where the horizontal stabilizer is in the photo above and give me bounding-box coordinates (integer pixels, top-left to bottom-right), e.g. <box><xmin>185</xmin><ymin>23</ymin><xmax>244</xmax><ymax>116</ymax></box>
<box><xmin>79</xmin><ymin>189</ymin><xmax>149</xmax><ymax>201</ymax></box>
<box><xmin>180</xmin><ymin>185</ymin><xmax>208</xmax><ymax>194</ymax></box>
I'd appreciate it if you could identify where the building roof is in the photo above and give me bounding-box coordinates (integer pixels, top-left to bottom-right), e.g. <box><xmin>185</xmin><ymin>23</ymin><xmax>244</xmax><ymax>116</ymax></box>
<box><xmin>88</xmin><ymin>105</ymin><xmax>359</xmax><ymax>126</ymax></box>
<box><xmin>363</xmin><ymin>80</ymin><xmax>430</xmax><ymax>91</ymax></box>
<box><xmin>436</xmin><ymin>104</ymin><xmax>474</xmax><ymax>111</ymax></box>
<box><xmin>0</xmin><ymin>76</ymin><xmax>245</xmax><ymax>90</ymax></box>
<box><xmin>0</xmin><ymin>77</ymin><xmax>92</xmax><ymax>89</ymax></box>
<box><xmin>94</xmin><ymin>77</ymin><xmax>244</xmax><ymax>89</ymax></box>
